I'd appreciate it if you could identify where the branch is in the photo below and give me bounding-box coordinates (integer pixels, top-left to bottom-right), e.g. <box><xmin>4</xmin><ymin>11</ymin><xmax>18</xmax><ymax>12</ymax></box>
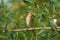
<box><xmin>3</xmin><ymin>27</ymin><xmax>60</xmax><ymax>32</ymax></box>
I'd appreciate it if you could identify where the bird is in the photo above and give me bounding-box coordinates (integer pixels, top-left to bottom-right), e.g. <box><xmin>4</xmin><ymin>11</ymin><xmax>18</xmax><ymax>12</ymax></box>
<box><xmin>53</xmin><ymin>19</ymin><xmax>57</xmax><ymax>25</ymax></box>
<box><xmin>26</xmin><ymin>11</ymin><xmax>33</xmax><ymax>28</ymax></box>
<box><xmin>26</xmin><ymin>10</ymin><xmax>36</xmax><ymax>36</ymax></box>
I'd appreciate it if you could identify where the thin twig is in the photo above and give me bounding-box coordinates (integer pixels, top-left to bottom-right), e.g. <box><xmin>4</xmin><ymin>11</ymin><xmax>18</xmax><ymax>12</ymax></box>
<box><xmin>3</xmin><ymin>27</ymin><xmax>60</xmax><ymax>32</ymax></box>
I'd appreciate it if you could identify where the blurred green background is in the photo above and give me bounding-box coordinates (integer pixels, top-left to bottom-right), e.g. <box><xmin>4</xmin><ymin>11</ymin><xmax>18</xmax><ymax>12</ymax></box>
<box><xmin>0</xmin><ymin>0</ymin><xmax>60</xmax><ymax>40</ymax></box>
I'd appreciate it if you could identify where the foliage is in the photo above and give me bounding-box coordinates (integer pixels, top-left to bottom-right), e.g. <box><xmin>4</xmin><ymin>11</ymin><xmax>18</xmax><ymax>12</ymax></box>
<box><xmin>0</xmin><ymin>0</ymin><xmax>60</xmax><ymax>40</ymax></box>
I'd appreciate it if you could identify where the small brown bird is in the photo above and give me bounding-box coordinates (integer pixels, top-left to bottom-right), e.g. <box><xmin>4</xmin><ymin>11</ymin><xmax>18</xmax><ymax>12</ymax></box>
<box><xmin>26</xmin><ymin>10</ymin><xmax>35</xmax><ymax>36</ymax></box>
<box><xmin>26</xmin><ymin>11</ymin><xmax>33</xmax><ymax>27</ymax></box>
